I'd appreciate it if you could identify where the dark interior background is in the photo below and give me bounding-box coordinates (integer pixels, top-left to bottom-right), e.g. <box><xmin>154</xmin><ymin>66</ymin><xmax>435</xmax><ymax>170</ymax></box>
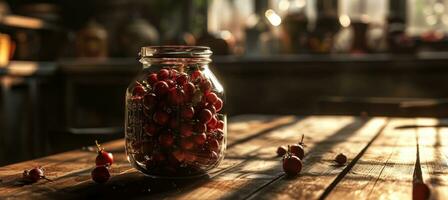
<box><xmin>1</xmin><ymin>0</ymin><xmax>448</xmax><ymax>166</ymax></box>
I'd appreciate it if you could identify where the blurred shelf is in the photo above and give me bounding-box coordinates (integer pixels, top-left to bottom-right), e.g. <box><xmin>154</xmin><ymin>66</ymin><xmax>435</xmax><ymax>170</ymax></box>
<box><xmin>0</xmin><ymin>14</ymin><xmax>60</xmax><ymax>30</ymax></box>
<box><xmin>3</xmin><ymin>52</ymin><xmax>448</xmax><ymax>77</ymax></box>
<box><xmin>0</xmin><ymin>61</ymin><xmax>57</xmax><ymax>76</ymax></box>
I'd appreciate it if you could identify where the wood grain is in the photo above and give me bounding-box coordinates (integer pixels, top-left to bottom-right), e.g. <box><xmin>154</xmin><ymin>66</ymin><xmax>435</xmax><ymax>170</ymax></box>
<box><xmin>245</xmin><ymin>117</ymin><xmax>388</xmax><ymax>200</ymax></box>
<box><xmin>2</xmin><ymin>116</ymin><xmax>447</xmax><ymax>200</ymax></box>
<box><xmin>0</xmin><ymin>115</ymin><xmax>295</xmax><ymax>199</ymax></box>
<box><xmin>416</xmin><ymin>118</ymin><xmax>448</xmax><ymax>200</ymax></box>
<box><xmin>161</xmin><ymin>116</ymin><xmax>363</xmax><ymax>200</ymax></box>
<box><xmin>326</xmin><ymin>118</ymin><xmax>417</xmax><ymax>199</ymax></box>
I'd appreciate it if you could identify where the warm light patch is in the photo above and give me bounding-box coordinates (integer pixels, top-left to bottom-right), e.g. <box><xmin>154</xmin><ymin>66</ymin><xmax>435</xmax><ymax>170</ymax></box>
<box><xmin>339</xmin><ymin>14</ymin><xmax>351</xmax><ymax>28</ymax></box>
<box><xmin>265</xmin><ymin>9</ymin><xmax>282</xmax><ymax>26</ymax></box>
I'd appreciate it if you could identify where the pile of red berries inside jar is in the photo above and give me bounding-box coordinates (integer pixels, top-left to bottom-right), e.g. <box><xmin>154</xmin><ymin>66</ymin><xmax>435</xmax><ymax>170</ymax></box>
<box><xmin>125</xmin><ymin>67</ymin><xmax>226</xmax><ymax>177</ymax></box>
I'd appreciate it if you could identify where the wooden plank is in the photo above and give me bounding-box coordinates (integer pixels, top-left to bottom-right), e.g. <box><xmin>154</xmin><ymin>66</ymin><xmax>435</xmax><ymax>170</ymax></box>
<box><xmin>326</xmin><ymin>118</ymin><xmax>417</xmax><ymax>199</ymax></box>
<box><xmin>416</xmin><ymin>118</ymin><xmax>448</xmax><ymax>199</ymax></box>
<box><xmin>159</xmin><ymin>116</ymin><xmax>386</xmax><ymax>199</ymax></box>
<box><xmin>0</xmin><ymin>115</ymin><xmax>296</xmax><ymax>199</ymax></box>
<box><xmin>241</xmin><ymin>117</ymin><xmax>388</xmax><ymax>200</ymax></box>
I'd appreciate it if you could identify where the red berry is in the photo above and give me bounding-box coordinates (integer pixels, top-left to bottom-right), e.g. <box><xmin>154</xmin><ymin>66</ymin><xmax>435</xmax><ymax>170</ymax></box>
<box><xmin>169</xmin><ymin>69</ymin><xmax>179</xmax><ymax>78</ymax></box>
<box><xmin>143</xmin><ymin>93</ymin><xmax>157</xmax><ymax>109</ymax></box>
<box><xmin>176</xmin><ymin>74</ymin><xmax>188</xmax><ymax>85</ymax></box>
<box><xmin>180</xmin><ymin>124</ymin><xmax>193</xmax><ymax>137</ymax></box>
<box><xmin>91</xmin><ymin>166</ymin><xmax>110</xmax><ymax>183</ymax></box>
<box><xmin>207</xmin><ymin>116</ymin><xmax>218</xmax><ymax>130</ymax></box>
<box><xmin>205</xmin><ymin>92</ymin><xmax>218</xmax><ymax>104</ymax></box>
<box><xmin>183</xmin><ymin>82</ymin><xmax>196</xmax><ymax>95</ymax></box>
<box><xmin>215</xmin><ymin>130</ymin><xmax>224</xmax><ymax>142</ymax></box>
<box><xmin>159</xmin><ymin>133</ymin><xmax>174</xmax><ymax>147</ymax></box>
<box><xmin>147</xmin><ymin>73</ymin><xmax>158</xmax><ymax>85</ymax></box>
<box><xmin>191</xmin><ymin>70</ymin><xmax>203</xmax><ymax>81</ymax></box>
<box><xmin>290</xmin><ymin>144</ymin><xmax>305</xmax><ymax>160</ymax></box>
<box><xmin>184</xmin><ymin>152</ymin><xmax>197</xmax><ymax>162</ymax></box>
<box><xmin>216</xmin><ymin>120</ymin><xmax>224</xmax><ymax>130</ymax></box>
<box><xmin>206</xmin><ymin>104</ymin><xmax>216</xmax><ymax>114</ymax></box>
<box><xmin>199</xmin><ymin>109</ymin><xmax>213</xmax><ymax>123</ymax></box>
<box><xmin>201</xmin><ymin>80</ymin><xmax>212</xmax><ymax>93</ymax></box>
<box><xmin>96</xmin><ymin>151</ymin><xmax>114</xmax><ymax>166</ymax></box>
<box><xmin>196</xmin><ymin>100</ymin><xmax>208</xmax><ymax>110</ymax></box>
<box><xmin>27</xmin><ymin>167</ymin><xmax>44</xmax><ymax>182</ymax></box>
<box><xmin>194</xmin><ymin>123</ymin><xmax>207</xmax><ymax>133</ymax></box>
<box><xmin>181</xmin><ymin>138</ymin><xmax>194</xmax><ymax>150</ymax></box>
<box><xmin>172</xmin><ymin>150</ymin><xmax>185</xmax><ymax>162</ymax></box>
<box><xmin>166</xmin><ymin>80</ymin><xmax>176</xmax><ymax>88</ymax></box>
<box><xmin>208</xmin><ymin>151</ymin><xmax>219</xmax><ymax>164</ymax></box>
<box><xmin>214</xmin><ymin>98</ymin><xmax>223</xmax><ymax>112</ymax></box>
<box><xmin>208</xmin><ymin>139</ymin><xmax>220</xmax><ymax>152</ymax></box>
<box><xmin>132</xmin><ymin>84</ymin><xmax>146</xmax><ymax>97</ymax></box>
<box><xmin>154</xmin><ymin>81</ymin><xmax>169</xmax><ymax>95</ymax></box>
<box><xmin>194</xmin><ymin>133</ymin><xmax>207</xmax><ymax>145</ymax></box>
<box><xmin>157</xmin><ymin>69</ymin><xmax>170</xmax><ymax>80</ymax></box>
<box><xmin>144</xmin><ymin>124</ymin><xmax>157</xmax><ymax>136</ymax></box>
<box><xmin>283</xmin><ymin>155</ymin><xmax>302</xmax><ymax>176</ymax></box>
<box><xmin>335</xmin><ymin>153</ymin><xmax>347</xmax><ymax>165</ymax></box>
<box><xmin>413</xmin><ymin>182</ymin><xmax>431</xmax><ymax>200</ymax></box>
<box><xmin>153</xmin><ymin>111</ymin><xmax>170</xmax><ymax>125</ymax></box>
<box><xmin>181</xmin><ymin>106</ymin><xmax>195</xmax><ymax>119</ymax></box>
<box><xmin>169</xmin><ymin>117</ymin><xmax>179</xmax><ymax>129</ymax></box>
<box><xmin>169</xmin><ymin>88</ymin><xmax>185</xmax><ymax>105</ymax></box>
<box><xmin>277</xmin><ymin>146</ymin><xmax>287</xmax><ymax>157</ymax></box>
<box><xmin>94</xmin><ymin>141</ymin><xmax>114</xmax><ymax>166</ymax></box>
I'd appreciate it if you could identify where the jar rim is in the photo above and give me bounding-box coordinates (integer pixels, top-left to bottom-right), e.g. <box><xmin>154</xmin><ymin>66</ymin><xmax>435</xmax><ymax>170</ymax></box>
<box><xmin>140</xmin><ymin>46</ymin><xmax>213</xmax><ymax>58</ymax></box>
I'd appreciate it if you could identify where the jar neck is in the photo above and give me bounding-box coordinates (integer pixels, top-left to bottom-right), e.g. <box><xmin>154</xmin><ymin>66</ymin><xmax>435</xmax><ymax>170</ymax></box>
<box><xmin>140</xmin><ymin>57</ymin><xmax>211</xmax><ymax>69</ymax></box>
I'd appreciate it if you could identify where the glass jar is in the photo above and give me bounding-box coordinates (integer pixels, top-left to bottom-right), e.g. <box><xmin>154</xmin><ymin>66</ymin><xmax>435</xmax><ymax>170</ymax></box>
<box><xmin>125</xmin><ymin>46</ymin><xmax>226</xmax><ymax>178</ymax></box>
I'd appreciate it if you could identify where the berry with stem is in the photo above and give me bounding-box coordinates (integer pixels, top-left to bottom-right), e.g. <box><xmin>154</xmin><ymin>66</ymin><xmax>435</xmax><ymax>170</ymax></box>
<box><xmin>95</xmin><ymin>140</ymin><xmax>114</xmax><ymax>166</ymax></box>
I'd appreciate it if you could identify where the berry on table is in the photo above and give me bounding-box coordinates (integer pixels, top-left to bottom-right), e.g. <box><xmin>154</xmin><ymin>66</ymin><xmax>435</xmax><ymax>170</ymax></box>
<box><xmin>95</xmin><ymin>140</ymin><xmax>114</xmax><ymax>166</ymax></box>
<box><xmin>289</xmin><ymin>144</ymin><xmax>304</xmax><ymax>160</ymax></box>
<box><xmin>335</xmin><ymin>153</ymin><xmax>347</xmax><ymax>165</ymax></box>
<box><xmin>282</xmin><ymin>150</ymin><xmax>302</xmax><ymax>176</ymax></box>
<box><xmin>277</xmin><ymin>146</ymin><xmax>287</xmax><ymax>157</ymax></box>
<box><xmin>91</xmin><ymin>166</ymin><xmax>110</xmax><ymax>183</ymax></box>
<box><xmin>23</xmin><ymin>167</ymin><xmax>51</xmax><ymax>183</ymax></box>
<box><xmin>413</xmin><ymin>182</ymin><xmax>430</xmax><ymax>200</ymax></box>
<box><xmin>290</xmin><ymin>135</ymin><xmax>305</xmax><ymax>159</ymax></box>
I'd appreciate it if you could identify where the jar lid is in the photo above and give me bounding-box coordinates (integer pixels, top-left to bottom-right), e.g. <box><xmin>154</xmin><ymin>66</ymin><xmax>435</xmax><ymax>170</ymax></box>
<box><xmin>140</xmin><ymin>46</ymin><xmax>212</xmax><ymax>58</ymax></box>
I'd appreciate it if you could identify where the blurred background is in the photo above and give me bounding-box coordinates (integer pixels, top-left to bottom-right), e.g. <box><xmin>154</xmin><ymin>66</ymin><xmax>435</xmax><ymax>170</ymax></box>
<box><xmin>1</xmin><ymin>0</ymin><xmax>448</xmax><ymax>166</ymax></box>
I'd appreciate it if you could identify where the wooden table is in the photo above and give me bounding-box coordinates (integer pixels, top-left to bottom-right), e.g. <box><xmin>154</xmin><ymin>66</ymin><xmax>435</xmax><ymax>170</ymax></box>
<box><xmin>1</xmin><ymin>115</ymin><xmax>447</xmax><ymax>199</ymax></box>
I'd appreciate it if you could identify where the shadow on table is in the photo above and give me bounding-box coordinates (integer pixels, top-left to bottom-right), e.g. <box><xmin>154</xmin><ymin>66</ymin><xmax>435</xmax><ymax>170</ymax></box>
<box><xmin>220</xmin><ymin>118</ymin><xmax>371</xmax><ymax>200</ymax></box>
<box><xmin>7</xmin><ymin>117</ymin><xmax>369</xmax><ymax>199</ymax></box>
